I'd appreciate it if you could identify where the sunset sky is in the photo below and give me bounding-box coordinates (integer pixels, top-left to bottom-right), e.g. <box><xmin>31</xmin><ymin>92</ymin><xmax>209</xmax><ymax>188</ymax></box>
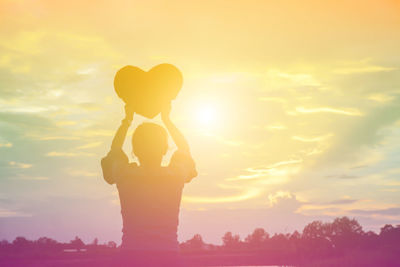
<box><xmin>1</xmin><ymin>0</ymin><xmax>400</xmax><ymax>244</ymax></box>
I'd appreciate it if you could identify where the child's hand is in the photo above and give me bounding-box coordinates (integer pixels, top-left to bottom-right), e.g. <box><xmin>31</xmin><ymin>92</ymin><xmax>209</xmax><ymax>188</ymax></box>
<box><xmin>124</xmin><ymin>104</ymin><xmax>134</xmax><ymax>121</ymax></box>
<box><xmin>161</xmin><ymin>103</ymin><xmax>172</xmax><ymax>123</ymax></box>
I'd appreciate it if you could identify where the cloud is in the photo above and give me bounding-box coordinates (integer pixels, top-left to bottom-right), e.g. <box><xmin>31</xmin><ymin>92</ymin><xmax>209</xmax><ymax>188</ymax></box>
<box><xmin>0</xmin><ymin>143</ymin><xmax>12</xmax><ymax>148</ymax></box>
<box><xmin>36</xmin><ymin>136</ymin><xmax>80</xmax><ymax>141</ymax></box>
<box><xmin>0</xmin><ymin>208</ymin><xmax>31</xmax><ymax>218</ymax></box>
<box><xmin>182</xmin><ymin>188</ymin><xmax>262</xmax><ymax>204</ymax></box>
<box><xmin>325</xmin><ymin>174</ymin><xmax>360</xmax><ymax>179</ymax></box>
<box><xmin>0</xmin><ymin>111</ymin><xmax>54</xmax><ymax>129</ymax></box>
<box><xmin>292</xmin><ymin>134</ymin><xmax>333</xmax><ymax>142</ymax></box>
<box><xmin>16</xmin><ymin>175</ymin><xmax>49</xmax><ymax>181</ymax></box>
<box><xmin>68</xmin><ymin>170</ymin><xmax>99</xmax><ymax>177</ymax></box>
<box><xmin>227</xmin><ymin>160</ymin><xmax>302</xmax><ymax>181</ymax></box>
<box><xmin>75</xmin><ymin>141</ymin><xmax>103</xmax><ymax>150</ymax></box>
<box><xmin>367</xmin><ymin>93</ymin><xmax>395</xmax><ymax>103</ymax></box>
<box><xmin>266</xmin><ymin>125</ymin><xmax>287</xmax><ymax>131</ymax></box>
<box><xmin>8</xmin><ymin>161</ymin><xmax>32</xmax><ymax>169</ymax></box>
<box><xmin>46</xmin><ymin>151</ymin><xmax>95</xmax><ymax>157</ymax></box>
<box><xmin>328</xmin><ymin>198</ymin><xmax>359</xmax><ymax>205</ymax></box>
<box><xmin>350</xmin><ymin>207</ymin><xmax>400</xmax><ymax>217</ymax></box>
<box><xmin>265</xmin><ymin>69</ymin><xmax>321</xmax><ymax>88</ymax></box>
<box><xmin>294</xmin><ymin>106</ymin><xmax>363</xmax><ymax>116</ymax></box>
<box><xmin>259</xmin><ymin>97</ymin><xmax>287</xmax><ymax>104</ymax></box>
<box><xmin>334</xmin><ymin>65</ymin><xmax>396</xmax><ymax>75</ymax></box>
<box><xmin>317</xmin><ymin>98</ymin><xmax>400</xmax><ymax>165</ymax></box>
<box><xmin>268</xmin><ymin>191</ymin><xmax>294</xmax><ymax>206</ymax></box>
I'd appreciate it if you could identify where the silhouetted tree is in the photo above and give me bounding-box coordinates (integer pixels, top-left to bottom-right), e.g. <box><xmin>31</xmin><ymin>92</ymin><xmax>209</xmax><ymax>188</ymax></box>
<box><xmin>379</xmin><ymin>224</ymin><xmax>400</xmax><ymax>249</ymax></box>
<box><xmin>181</xmin><ymin>234</ymin><xmax>205</xmax><ymax>250</ymax></box>
<box><xmin>35</xmin><ymin>237</ymin><xmax>59</xmax><ymax>251</ymax></box>
<box><xmin>92</xmin><ymin>238</ymin><xmax>98</xmax><ymax>246</ymax></box>
<box><xmin>301</xmin><ymin>221</ymin><xmax>332</xmax><ymax>257</ymax></box>
<box><xmin>12</xmin><ymin>236</ymin><xmax>32</xmax><ymax>251</ymax></box>
<box><xmin>270</xmin><ymin>233</ymin><xmax>289</xmax><ymax>251</ymax></box>
<box><xmin>1</xmin><ymin>217</ymin><xmax>399</xmax><ymax>266</ymax></box>
<box><xmin>361</xmin><ymin>230</ymin><xmax>379</xmax><ymax>249</ymax></box>
<box><xmin>70</xmin><ymin>236</ymin><xmax>85</xmax><ymax>251</ymax></box>
<box><xmin>330</xmin><ymin>217</ymin><xmax>363</xmax><ymax>253</ymax></box>
<box><xmin>245</xmin><ymin>228</ymin><xmax>269</xmax><ymax>249</ymax></box>
<box><xmin>222</xmin><ymin>232</ymin><xmax>241</xmax><ymax>249</ymax></box>
<box><xmin>107</xmin><ymin>241</ymin><xmax>117</xmax><ymax>248</ymax></box>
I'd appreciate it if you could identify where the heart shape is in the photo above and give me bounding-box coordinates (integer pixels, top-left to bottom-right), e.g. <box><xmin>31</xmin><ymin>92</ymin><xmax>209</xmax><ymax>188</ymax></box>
<box><xmin>114</xmin><ymin>64</ymin><xmax>183</xmax><ymax>118</ymax></box>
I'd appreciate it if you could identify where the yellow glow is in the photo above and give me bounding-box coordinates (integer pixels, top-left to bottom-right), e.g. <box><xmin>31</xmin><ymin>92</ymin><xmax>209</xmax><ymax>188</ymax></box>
<box><xmin>195</xmin><ymin>104</ymin><xmax>219</xmax><ymax>129</ymax></box>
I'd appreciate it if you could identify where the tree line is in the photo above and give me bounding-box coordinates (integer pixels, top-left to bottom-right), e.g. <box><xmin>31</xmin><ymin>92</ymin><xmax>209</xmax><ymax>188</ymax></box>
<box><xmin>1</xmin><ymin>217</ymin><xmax>399</xmax><ymax>265</ymax></box>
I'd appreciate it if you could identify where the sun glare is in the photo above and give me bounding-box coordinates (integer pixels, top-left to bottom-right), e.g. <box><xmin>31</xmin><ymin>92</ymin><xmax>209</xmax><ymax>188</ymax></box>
<box><xmin>196</xmin><ymin>104</ymin><xmax>219</xmax><ymax>128</ymax></box>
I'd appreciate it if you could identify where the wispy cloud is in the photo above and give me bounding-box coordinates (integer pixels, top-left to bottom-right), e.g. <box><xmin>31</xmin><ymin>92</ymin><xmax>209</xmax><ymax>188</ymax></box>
<box><xmin>334</xmin><ymin>65</ymin><xmax>396</xmax><ymax>74</ymax></box>
<box><xmin>268</xmin><ymin>191</ymin><xmax>294</xmax><ymax>206</ymax></box>
<box><xmin>36</xmin><ymin>136</ymin><xmax>80</xmax><ymax>141</ymax></box>
<box><xmin>266</xmin><ymin>125</ymin><xmax>287</xmax><ymax>131</ymax></box>
<box><xmin>0</xmin><ymin>142</ymin><xmax>12</xmax><ymax>147</ymax></box>
<box><xmin>75</xmin><ymin>141</ymin><xmax>103</xmax><ymax>150</ymax></box>
<box><xmin>292</xmin><ymin>134</ymin><xmax>333</xmax><ymax>142</ymax></box>
<box><xmin>182</xmin><ymin>188</ymin><xmax>262</xmax><ymax>203</ymax></box>
<box><xmin>259</xmin><ymin>97</ymin><xmax>287</xmax><ymax>104</ymax></box>
<box><xmin>367</xmin><ymin>93</ymin><xmax>395</xmax><ymax>103</ymax></box>
<box><xmin>265</xmin><ymin>69</ymin><xmax>321</xmax><ymax>87</ymax></box>
<box><xmin>227</xmin><ymin>159</ymin><xmax>302</xmax><ymax>181</ymax></box>
<box><xmin>68</xmin><ymin>170</ymin><xmax>99</xmax><ymax>177</ymax></box>
<box><xmin>0</xmin><ymin>208</ymin><xmax>31</xmax><ymax>218</ymax></box>
<box><xmin>8</xmin><ymin>161</ymin><xmax>32</xmax><ymax>169</ymax></box>
<box><xmin>46</xmin><ymin>151</ymin><xmax>95</xmax><ymax>157</ymax></box>
<box><xmin>294</xmin><ymin>106</ymin><xmax>363</xmax><ymax>116</ymax></box>
<box><xmin>17</xmin><ymin>175</ymin><xmax>49</xmax><ymax>181</ymax></box>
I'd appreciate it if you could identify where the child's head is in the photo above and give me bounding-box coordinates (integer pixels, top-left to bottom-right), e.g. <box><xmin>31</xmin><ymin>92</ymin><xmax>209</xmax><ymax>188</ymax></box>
<box><xmin>132</xmin><ymin>122</ymin><xmax>168</xmax><ymax>166</ymax></box>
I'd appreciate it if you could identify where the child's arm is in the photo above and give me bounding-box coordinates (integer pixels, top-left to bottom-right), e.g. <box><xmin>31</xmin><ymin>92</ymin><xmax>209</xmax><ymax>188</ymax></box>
<box><xmin>161</xmin><ymin>103</ymin><xmax>189</xmax><ymax>152</ymax></box>
<box><xmin>111</xmin><ymin>105</ymin><xmax>134</xmax><ymax>150</ymax></box>
<box><xmin>101</xmin><ymin>105</ymin><xmax>133</xmax><ymax>185</ymax></box>
<box><xmin>162</xmin><ymin>103</ymin><xmax>197</xmax><ymax>182</ymax></box>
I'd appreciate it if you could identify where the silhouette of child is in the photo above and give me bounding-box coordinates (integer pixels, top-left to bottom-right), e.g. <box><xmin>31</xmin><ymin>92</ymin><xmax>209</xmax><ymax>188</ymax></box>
<box><xmin>101</xmin><ymin>104</ymin><xmax>197</xmax><ymax>266</ymax></box>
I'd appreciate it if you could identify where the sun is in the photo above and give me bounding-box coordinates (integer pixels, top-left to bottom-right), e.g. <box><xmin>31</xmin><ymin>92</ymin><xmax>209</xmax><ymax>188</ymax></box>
<box><xmin>196</xmin><ymin>104</ymin><xmax>219</xmax><ymax>128</ymax></box>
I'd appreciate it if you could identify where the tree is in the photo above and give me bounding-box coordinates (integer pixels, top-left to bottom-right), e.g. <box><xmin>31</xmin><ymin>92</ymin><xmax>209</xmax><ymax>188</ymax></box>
<box><xmin>0</xmin><ymin>239</ymin><xmax>9</xmax><ymax>246</ymax></box>
<box><xmin>245</xmin><ymin>228</ymin><xmax>269</xmax><ymax>248</ymax></box>
<box><xmin>379</xmin><ymin>224</ymin><xmax>400</xmax><ymax>248</ymax></box>
<box><xmin>35</xmin><ymin>237</ymin><xmax>58</xmax><ymax>250</ymax></box>
<box><xmin>302</xmin><ymin>221</ymin><xmax>330</xmax><ymax>240</ymax></box>
<box><xmin>107</xmin><ymin>241</ymin><xmax>117</xmax><ymax>248</ymax></box>
<box><xmin>222</xmin><ymin>232</ymin><xmax>241</xmax><ymax>249</ymax></box>
<box><xmin>91</xmin><ymin>238</ymin><xmax>98</xmax><ymax>246</ymax></box>
<box><xmin>270</xmin><ymin>233</ymin><xmax>289</xmax><ymax>251</ymax></box>
<box><xmin>181</xmin><ymin>234</ymin><xmax>205</xmax><ymax>250</ymax></box>
<box><xmin>12</xmin><ymin>236</ymin><xmax>32</xmax><ymax>250</ymax></box>
<box><xmin>301</xmin><ymin>221</ymin><xmax>332</xmax><ymax>257</ymax></box>
<box><xmin>330</xmin><ymin>217</ymin><xmax>363</xmax><ymax>251</ymax></box>
<box><xmin>380</xmin><ymin>224</ymin><xmax>395</xmax><ymax>236</ymax></box>
<box><xmin>70</xmin><ymin>236</ymin><xmax>85</xmax><ymax>251</ymax></box>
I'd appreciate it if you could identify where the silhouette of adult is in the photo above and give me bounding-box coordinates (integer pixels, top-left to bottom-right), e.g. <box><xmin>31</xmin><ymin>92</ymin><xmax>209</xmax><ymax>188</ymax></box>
<box><xmin>101</xmin><ymin>103</ymin><xmax>197</xmax><ymax>266</ymax></box>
